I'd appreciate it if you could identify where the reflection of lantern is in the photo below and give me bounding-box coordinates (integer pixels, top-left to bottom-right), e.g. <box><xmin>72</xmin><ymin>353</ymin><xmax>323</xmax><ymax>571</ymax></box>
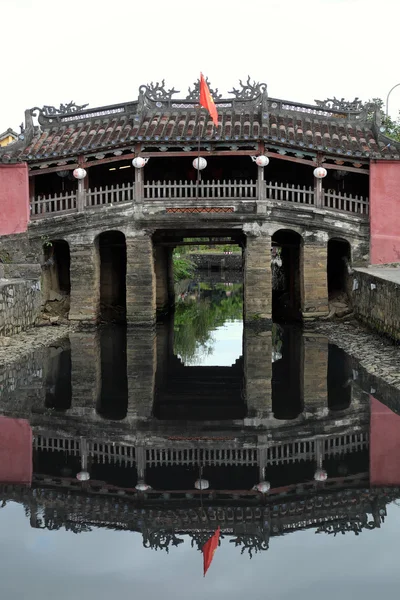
<box><xmin>76</xmin><ymin>437</ymin><xmax>90</xmax><ymax>481</ymax></box>
<box><xmin>76</xmin><ymin>471</ymin><xmax>90</xmax><ymax>481</ymax></box>
<box><xmin>135</xmin><ymin>480</ymin><xmax>152</xmax><ymax>492</ymax></box>
<box><xmin>313</xmin><ymin>167</ymin><xmax>327</xmax><ymax>179</ymax></box>
<box><xmin>132</xmin><ymin>156</ymin><xmax>148</xmax><ymax>168</ymax></box>
<box><xmin>192</xmin><ymin>157</ymin><xmax>207</xmax><ymax>170</ymax></box>
<box><xmin>73</xmin><ymin>168</ymin><xmax>87</xmax><ymax>180</ymax></box>
<box><xmin>255</xmin><ymin>155</ymin><xmax>269</xmax><ymax>167</ymax></box>
<box><xmin>314</xmin><ymin>468</ymin><xmax>328</xmax><ymax>482</ymax></box>
<box><xmin>194</xmin><ymin>478</ymin><xmax>209</xmax><ymax>490</ymax></box>
<box><xmin>254</xmin><ymin>481</ymin><xmax>271</xmax><ymax>493</ymax></box>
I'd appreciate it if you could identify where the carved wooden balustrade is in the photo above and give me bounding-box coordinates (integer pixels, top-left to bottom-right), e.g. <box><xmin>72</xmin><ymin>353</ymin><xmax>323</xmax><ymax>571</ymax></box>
<box><xmin>30</xmin><ymin>179</ymin><xmax>369</xmax><ymax>219</ymax></box>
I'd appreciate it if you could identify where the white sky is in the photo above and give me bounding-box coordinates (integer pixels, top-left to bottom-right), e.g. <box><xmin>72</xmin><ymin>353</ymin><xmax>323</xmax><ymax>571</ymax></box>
<box><xmin>1</xmin><ymin>0</ymin><xmax>400</xmax><ymax>134</ymax></box>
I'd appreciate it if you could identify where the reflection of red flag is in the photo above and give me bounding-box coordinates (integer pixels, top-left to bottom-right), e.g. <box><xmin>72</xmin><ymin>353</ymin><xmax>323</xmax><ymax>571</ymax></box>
<box><xmin>202</xmin><ymin>526</ymin><xmax>220</xmax><ymax>576</ymax></box>
<box><xmin>199</xmin><ymin>73</ymin><xmax>219</xmax><ymax>127</ymax></box>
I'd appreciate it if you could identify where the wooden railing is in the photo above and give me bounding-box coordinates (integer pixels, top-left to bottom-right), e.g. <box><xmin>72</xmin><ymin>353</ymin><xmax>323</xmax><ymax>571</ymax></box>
<box><xmin>85</xmin><ymin>182</ymin><xmax>135</xmax><ymax>207</ymax></box>
<box><xmin>143</xmin><ymin>179</ymin><xmax>257</xmax><ymax>200</ymax></box>
<box><xmin>30</xmin><ymin>180</ymin><xmax>369</xmax><ymax>218</ymax></box>
<box><xmin>31</xmin><ymin>191</ymin><xmax>76</xmax><ymax>217</ymax></box>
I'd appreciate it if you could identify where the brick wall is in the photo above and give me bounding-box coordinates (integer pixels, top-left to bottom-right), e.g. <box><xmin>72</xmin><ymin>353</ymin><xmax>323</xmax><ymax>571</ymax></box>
<box><xmin>353</xmin><ymin>268</ymin><xmax>400</xmax><ymax>341</ymax></box>
<box><xmin>0</xmin><ymin>279</ymin><xmax>41</xmax><ymax>336</ymax></box>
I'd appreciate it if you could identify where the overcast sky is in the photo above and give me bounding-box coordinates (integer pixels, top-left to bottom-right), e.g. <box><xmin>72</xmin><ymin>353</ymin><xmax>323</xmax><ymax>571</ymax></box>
<box><xmin>1</xmin><ymin>0</ymin><xmax>400</xmax><ymax>133</ymax></box>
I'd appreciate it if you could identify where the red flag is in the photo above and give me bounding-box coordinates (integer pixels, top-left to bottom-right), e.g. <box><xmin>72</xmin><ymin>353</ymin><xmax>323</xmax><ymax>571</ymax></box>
<box><xmin>202</xmin><ymin>526</ymin><xmax>220</xmax><ymax>576</ymax></box>
<box><xmin>199</xmin><ymin>73</ymin><xmax>219</xmax><ymax>128</ymax></box>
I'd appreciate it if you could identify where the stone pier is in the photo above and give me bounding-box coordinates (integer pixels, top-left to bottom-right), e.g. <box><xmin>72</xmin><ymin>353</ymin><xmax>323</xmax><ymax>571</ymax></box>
<box><xmin>244</xmin><ymin>329</ymin><xmax>272</xmax><ymax>421</ymax></box>
<box><xmin>302</xmin><ymin>334</ymin><xmax>328</xmax><ymax>415</ymax></box>
<box><xmin>126</xmin><ymin>234</ymin><xmax>156</xmax><ymax>326</ymax></box>
<box><xmin>69</xmin><ymin>239</ymin><xmax>100</xmax><ymax>324</ymax></box>
<box><xmin>302</xmin><ymin>239</ymin><xmax>329</xmax><ymax>319</ymax></box>
<box><xmin>244</xmin><ymin>233</ymin><xmax>272</xmax><ymax>323</ymax></box>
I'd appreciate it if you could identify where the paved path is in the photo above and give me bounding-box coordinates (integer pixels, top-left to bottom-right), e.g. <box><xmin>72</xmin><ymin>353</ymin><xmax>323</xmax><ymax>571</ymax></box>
<box><xmin>355</xmin><ymin>265</ymin><xmax>400</xmax><ymax>285</ymax></box>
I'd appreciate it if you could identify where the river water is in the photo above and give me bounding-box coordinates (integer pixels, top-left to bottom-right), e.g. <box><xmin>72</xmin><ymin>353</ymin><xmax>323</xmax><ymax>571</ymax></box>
<box><xmin>1</xmin><ymin>277</ymin><xmax>400</xmax><ymax>598</ymax></box>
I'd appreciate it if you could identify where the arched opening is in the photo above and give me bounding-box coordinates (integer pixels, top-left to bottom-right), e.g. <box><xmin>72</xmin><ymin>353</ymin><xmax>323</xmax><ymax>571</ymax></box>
<box><xmin>96</xmin><ymin>326</ymin><xmax>128</xmax><ymax>420</ymax></box>
<box><xmin>272</xmin><ymin>230</ymin><xmax>303</xmax><ymax>321</ymax></box>
<box><xmin>327</xmin><ymin>238</ymin><xmax>351</xmax><ymax>302</ymax></box>
<box><xmin>42</xmin><ymin>239</ymin><xmax>70</xmax><ymax>318</ymax></box>
<box><xmin>98</xmin><ymin>231</ymin><xmax>127</xmax><ymax>323</ymax></box>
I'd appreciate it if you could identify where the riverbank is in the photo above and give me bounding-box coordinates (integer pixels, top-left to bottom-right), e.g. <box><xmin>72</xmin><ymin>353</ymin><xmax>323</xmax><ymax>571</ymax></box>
<box><xmin>0</xmin><ymin>324</ymin><xmax>71</xmax><ymax>367</ymax></box>
<box><xmin>307</xmin><ymin>318</ymin><xmax>400</xmax><ymax>390</ymax></box>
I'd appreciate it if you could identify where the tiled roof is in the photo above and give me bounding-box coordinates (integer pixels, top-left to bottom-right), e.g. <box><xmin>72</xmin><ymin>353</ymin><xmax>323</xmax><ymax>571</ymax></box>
<box><xmin>1</xmin><ymin>83</ymin><xmax>399</xmax><ymax>164</ymax></box>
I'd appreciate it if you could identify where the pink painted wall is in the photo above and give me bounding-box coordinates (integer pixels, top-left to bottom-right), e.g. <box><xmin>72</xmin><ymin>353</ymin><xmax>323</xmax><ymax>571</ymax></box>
<box><xmin>370</xmin><ymin>396</ymin><xmax>400</xmax><ymax>486</ymax></box>
<box><xmin>0</xmin><ymin>163</ymin><xmax>29</xmax><ymax>235</ymax></box>
<box><xmin>370</xmin><ymin>161</ymin><xmax>400</xmax><ymax>264</ymax></box>
<box><xmin>0</xmin><ymin>417</ymin><xmax>32</xmax><ymax>485</ymax></box>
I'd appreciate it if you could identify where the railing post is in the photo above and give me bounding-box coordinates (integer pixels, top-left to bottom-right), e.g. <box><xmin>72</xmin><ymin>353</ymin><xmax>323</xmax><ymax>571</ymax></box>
<box><xmin>76</xmin><ymin>179</ymin><xmax>86</xmax><ymax>212</ymax></box>
<box><xmin>314</xmin><ymin>177</ymin><xmax>323</xmax><ymax>208</ymax></box>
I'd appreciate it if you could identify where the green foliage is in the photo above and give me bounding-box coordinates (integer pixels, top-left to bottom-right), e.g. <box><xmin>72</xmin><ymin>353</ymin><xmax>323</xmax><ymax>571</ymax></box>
<box><xmin>369</xmin><ymin>97</ymin><xmax>400</xmax><ymax>142</ymax></box>
<box><xmin>174</xmin><ymin>284</ymin><xmax>243</xmax><ymax>363</ymax></box>
<box><xmin>41</xmin><ymin>235</ymin><xmax>53</xmax><ymax>248</ymax></box>
<box><xmin>173</xmin><ymin>255</ymin><xmax>196</xmax><ymax>282</ymax></box>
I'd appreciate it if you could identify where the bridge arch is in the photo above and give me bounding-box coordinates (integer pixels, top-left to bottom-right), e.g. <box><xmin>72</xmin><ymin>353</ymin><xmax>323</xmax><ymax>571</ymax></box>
<box><xmin>271</xmin><ymin>229</ymin><xmax>303</xmax><ymax>321</ymax></box>
<box><xmin>96</xmin><ymin>230</ymin><xmax>127</xmax><ymax>323</ymax></box>
<box><xmin>327</xmin><ymin>237</ymin><xmax>352</xmax><ymax>302</ymax></box>
<box><xmin>42</xmin><ymin>238</ymin><xmax>71</xmax><ymax>315</ymax></box>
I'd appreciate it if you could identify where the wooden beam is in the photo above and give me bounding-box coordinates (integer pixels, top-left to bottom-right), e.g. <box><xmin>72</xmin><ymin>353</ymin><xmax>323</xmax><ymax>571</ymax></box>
<box><xmin>321</xmin><ymin>161</ymin><xmax>369</xmax><ymax>175</ymax></box>
<box><xmin>140</xmin><ymin>149</ymin><xmax>257</xmax><ymax>158</ymax></box>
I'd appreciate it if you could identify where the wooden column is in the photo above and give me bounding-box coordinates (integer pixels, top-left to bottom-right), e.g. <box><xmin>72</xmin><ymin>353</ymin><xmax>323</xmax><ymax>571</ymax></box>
<box><xmin>126</xmin><ymin>234</ymin><xmax>156</xmax><ymax>326</ymax></box>
<box><xmin>69</xmin><ymin>239</ymin><xmax>100</xmax><ymax>324</ymax></box>
<box><xmin>244</xmin><ymin>329</ymin><xmax>272</xmax><ymax>420</ymax></box>
<box><xmin>302</xmin><ymin>334</ymin><xmax>328</xmax><ymax>415</ymax></box>
<box><xmin>302</xmin><ymin>239</ymin><xmax>329</xmax><ymax>319</ymax></box>
<box><xmin>244</xmin><ymin>233</ymin><xmax>272</xmax><ymax>323</ymax></box>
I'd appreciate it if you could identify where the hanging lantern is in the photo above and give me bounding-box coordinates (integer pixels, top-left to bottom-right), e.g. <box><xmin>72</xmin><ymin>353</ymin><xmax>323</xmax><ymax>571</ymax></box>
<box><xmin>132</xmin><ymin>156</ymin><xmax>149</xmax><ymax>168</ymax></box>
<box><xmin>194</xmin><ymin>478</ymin><xmax>209</xmax><ymax>490</ymax></box>
<box><xmin>135</xmin><ymin>480</ymin><xmax>152</xmax><ymax>492</ymax></box>
<box><xmin>313</xmin><ymin>167</ymin><xmax>327</xmax><ymax>179</ymax></box>
<box><xmin>255</xmin><ymin>155</ymin><xmax>269</xmax><ymax>167</ymax></box>
<box><xmin>253</xmin><ymin>481</ymin><xmax>271</xmax><ymax>493</ymax></box>
<box><xmin>314</xmin><ymin>468</ymin><xmax>328</xmax><ymax>482</ymax></box>
<box><xmin>76</xmin><ymin>470</ymin><xmax>90</xmax><ymax>481</ymax></box>
<box><xmin>192</xmin><ymin>157</ymin><xmax>207</xmax><ymax>170</ymax></box>
<box><xmin>73</xmin><ymin>168</ymin><xmax>87</xmax><ymax>180</ymax></box>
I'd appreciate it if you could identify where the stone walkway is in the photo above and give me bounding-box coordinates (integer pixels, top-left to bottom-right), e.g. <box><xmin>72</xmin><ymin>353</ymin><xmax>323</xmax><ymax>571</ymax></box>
<box><xmin>0</xmin><ymin>324</ymin><xmax>71</xmax><ymax>367</ymax></box>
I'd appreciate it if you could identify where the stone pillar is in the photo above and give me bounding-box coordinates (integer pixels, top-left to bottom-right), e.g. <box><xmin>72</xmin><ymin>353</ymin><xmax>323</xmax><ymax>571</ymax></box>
<box><xmin>126</xmin><ymin>329</ymin><xmax>156</xmax><ymax>420</ymax></box>
<box><xmin>302</xmin><ymin>239</ymin><xmax>329</xmax><ymax>319</ymax></box>
<box><xmin>69</xmin><ymin>239</ymin><xmax>100</xmax><ymax>324</ymax></box>
<box><xmin>302</xmin><ymin>333</ymin><xmax>328</xmax><ymax>415</ymax></box>
<box><xmin>244</xmin><ymin>329</ymin><xmax>272</xmax><ymax>420</ymax></box>
<box><xmin>155</xmin><ymin>245</ymin><xmax>174</xmax><ymax>312</ymax></box>
<box><xmin>126</xmin><ymin>234</ymin><xmax>156</xmax><ymax>326</ymax></box>
<box><xmin>69</xmin><ymin>331</ymin><xmax>100</xmax><ymax>415</ymax></box>
<box><xmin>244</xmin><ymin>234</ymin><xmax>272</xmax><ymax>323</ymax></box>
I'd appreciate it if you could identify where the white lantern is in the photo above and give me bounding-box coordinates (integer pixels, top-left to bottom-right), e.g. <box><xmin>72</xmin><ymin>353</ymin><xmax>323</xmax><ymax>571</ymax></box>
<box><xmin>76</xmin><ymin>471</ymin><xmax>90</xmax><ymax>481</ymax></box>
<box><xmin>313</xmin><ymin>167</ymin><xmax>327</xmax><ymax>179</ymax></box>
<box><xmin>255</xmin><ymin>155</ymin><xmax>269</xmax><ymax>167</ymax></box>
<box><xmin>192</xmin><ymin>157</ymin><xmax>207</xmax><ymax>170</ymax></box>
<box><xmin>314</xmin><ymin>468</ymin><xmax>328</xmax><ymax>482</ymax></box>
<box><xmin>132</xmin><ymin>156</ymin><xmax>148</xmax><ymax>168</ymax></box>
<box><xmin>135</xmin><ymin>480</ymin><xmax>152</xmax><ymax>492</ymax></box>
<box><xmin>73</xmin><ymin>168</ymin><xmax>87</xmax><ymax>180</ymax></box>
<box><xmin>254</xmin><ymin>481</ymin><xmax>271</xmax><ymax>493</ymax></box>
<box><xmin>194</xmin><ymin>478</ymin><xmax>209</xmax><ymax>490</ymax></box>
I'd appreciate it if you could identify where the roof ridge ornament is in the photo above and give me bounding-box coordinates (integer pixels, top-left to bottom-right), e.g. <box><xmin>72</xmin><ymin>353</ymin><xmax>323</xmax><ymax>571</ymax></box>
<box><xmin>139</xmin><ymin>80</ymin><xmax>180</xmax><ymax>101</ymax></box>
<box><xmin>31</xmin><ymin>102</ymin><xmax>89</xmax><ymax>117</ymax></box>
<box><xmin>314</xmin><ymin>97</ymin><xmax>364</xmax><ymax>112</ymax></box>
<box><xmin>186</xmin><ymin>77</ymin><xmax>222</xmax><ymax>101</ymax></box>
<box><xmin>228</xmin><ymin>76</ymin><xmax>267</xmax><ymax>100</ymax></box>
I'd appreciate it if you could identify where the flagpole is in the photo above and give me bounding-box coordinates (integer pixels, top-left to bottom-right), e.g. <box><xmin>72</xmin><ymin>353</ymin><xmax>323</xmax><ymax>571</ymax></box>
<box><xmin>196</xmin><ymin>87</ymin><xmax>202</xmax><ymax>201</ymax></box>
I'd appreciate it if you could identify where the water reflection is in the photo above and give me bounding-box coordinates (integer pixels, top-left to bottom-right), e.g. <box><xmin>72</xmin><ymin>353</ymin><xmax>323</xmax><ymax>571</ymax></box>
<box><xmin>0</xmin><ymin>277</ymin><xmax>400</xmax><ymax>577</ymax></box>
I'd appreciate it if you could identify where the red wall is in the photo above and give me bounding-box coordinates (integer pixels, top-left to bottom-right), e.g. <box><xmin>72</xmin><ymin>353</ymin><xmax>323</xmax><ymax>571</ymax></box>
<box><xmin>0</xmin><ymin>163</ymin><xmax>29</xmax><ymax>235</ymax></box>
<box><xmin>0</xmin><ymin>417</ymin><xmax>32</xmax><ymax>485</ymax></box>
<box><xmin>370</xmin><ymin>396</ymin><xmax>400</xmax><ymax>486</ymax></box>
<box><xmin>370</xmin><ymin>161</ymin><xmax>400</xmax><ymax>264</ymax></box>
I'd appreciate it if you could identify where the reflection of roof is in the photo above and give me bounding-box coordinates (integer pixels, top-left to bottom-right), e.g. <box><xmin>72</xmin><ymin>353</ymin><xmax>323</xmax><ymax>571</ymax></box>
<box><xmin>1</xmin><ymin>79</ymin><xmax>399</xmax><ymax>163</ymax></box>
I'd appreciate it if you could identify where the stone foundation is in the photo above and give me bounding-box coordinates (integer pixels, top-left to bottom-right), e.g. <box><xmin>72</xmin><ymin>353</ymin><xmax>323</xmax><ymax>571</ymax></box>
<box><xmin>0</xmin><ymin>279</ymin><xmax>41</xmax><ymax>336</ymax></box>
<box><xmin>353</xmin><ymin>266</ymin><xmax>400</xmax><ymax>341</ymax></box>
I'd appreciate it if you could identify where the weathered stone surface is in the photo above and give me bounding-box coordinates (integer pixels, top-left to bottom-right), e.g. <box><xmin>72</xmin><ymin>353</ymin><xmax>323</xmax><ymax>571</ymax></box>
<box><xmin>69</xmin><ymin>242</ymin><xmax>100</xmax><ymax>324</ymax></box>
<box><xmin>244</xmin><ymin>329</ymin><xmax>272</xmax><ymax>419</ymax></box>
<box><xmin>302</xmin><ymin>242</ymin><xmax>329</xmax><ymax>317</ymax></box>
<box><xmin>244</xmin><ymin>234</ymin><xmax>272</xmax><ymax>322</ymax></box>
<box><xmin>0</xmin><ymin>279</ymin><xmax>41</xmax><ymax>336</ymax></box>
<box><xmin>353</xmin><ymin>267</ymin><xmax>400</xmax><ymax>341</ymax></box>
<box><xmin>302</xmin><ymin>334</ymin><xmax>328</xmax><ymax>413</ymax></box>
<box><xmin>126</xmin><ymin>235</ymin><xmax>156</xmax><ymax>326</ymax></box>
